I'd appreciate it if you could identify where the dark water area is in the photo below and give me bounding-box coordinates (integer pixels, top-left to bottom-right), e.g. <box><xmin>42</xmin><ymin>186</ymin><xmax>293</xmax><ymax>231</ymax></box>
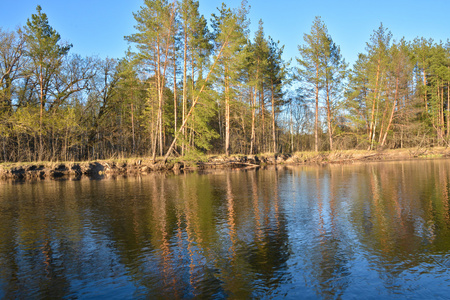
<box><xmin>1</xmin><ymin>160</ymin><xmax>450</xmax><ymax>299</ymax></box>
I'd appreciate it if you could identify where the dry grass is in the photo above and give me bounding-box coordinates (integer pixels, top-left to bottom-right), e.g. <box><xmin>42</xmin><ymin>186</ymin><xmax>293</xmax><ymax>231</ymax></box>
<box><xmin>290</xmin><ymin>147</ymin><xmax>450</xmax><ymax>164</ymax></box>
<box><xmin>2</xmin><ymin>146</ymin><xmax>450</xmax><ymax>171</ymax></box>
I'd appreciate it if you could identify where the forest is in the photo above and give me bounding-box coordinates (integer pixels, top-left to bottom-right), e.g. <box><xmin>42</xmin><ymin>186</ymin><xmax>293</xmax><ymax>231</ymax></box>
<box><xmin>1</xmin><ymin>0</ymin><xmax>450</xmax><ymax>163</ymax></box>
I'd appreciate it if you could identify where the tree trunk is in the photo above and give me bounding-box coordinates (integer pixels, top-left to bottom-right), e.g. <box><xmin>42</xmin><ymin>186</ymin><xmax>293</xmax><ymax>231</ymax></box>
<box><xmin>225</xmin><ymin>69</ymin><xmax>230</xmax><ymax>156</ymax></box>
<box><xmin>182</xmin><ymin>30</ymin><xmax>188</xmax><ymax>156</ymax></box>
<box><xmin>271</xmin><ymin>84</ymin><xmax>276</xmax><ymax>153</ymax></box>
<box><xmin>378</xmin><ymin>87</ymin><xmax>392</xmax><ymax>145</ymax></box>
<box><xmin>250</xmin><ymin>87</ymin><xmax>256</xmax><ymax>154</ymax></box>
<box><xmin>131</xmin><ymin>103</ymin><xmax>136</xmax><ymax>154</ymax></box>
<box><xmin>173</xmin><ymin>54</ymin><xmax>177</xmax><ymax>137</ymax></box>
<box><xmin>325</xmin><ymin>81</ymin><xmax>333</xmax><ymax>151</ymax></box>
<box><xmin>314</xmin><ymin>62</ymin><xmax>319</xmax><ymax>152</ymax></box>
<box><xmin>151</xmin><ymin>79</ymin><xmax>158</xmax><ymax>160</ymax></box>
<box><xmin>39</xmin><ymin>64</ymin><xmax>44</xmax><ymax>161</ymax></box>
<box><xmin>190</xmin><ymin>55</ymin><xmax>196</xmax><ymax>149</ymax></box>
<box><xmin>368</xmin><ymin>59</ymin><xmax>381</xmax><ymax>150</ymax></box>
<box><xmin>423</xmin><ymin>67</ymin><xmax>428</xmax><ymax>112</ymax></box>
<box><xmin>164</xmin><ymin>38</ymin><xmax>230</xmax><ymax>162</ymax></box>
<box><xmin>441</xmin><ymin>83</ymin><xmax>444</xmax><ymax>144</ymax></box>
<box><xmin>260</xmin><ymin>84</ymin><xmax>265</xmax><ymax>152</ymax></box>
<box><xmin>381</xmin><ymin>77</ymin><xmax>398</xmax><ymax>147</ymax></box>
<box><xmin>153</xmin><ymin>6</ymin><xmax>175</xmax><ymax>159</ymax></box>
<box><xmin>290</xmin><ymin>103</ymin><xmax>294</xmax><ymax>153</ymax></box>
<box><xmin>155</xmin><ymin>37</ymin><xmax>164</xmax><ymax>159</ymax></box>
<box><xmin>447</xmin><ymin>79</ymin><xmax>449</xmax><ymax>140</ymax></box>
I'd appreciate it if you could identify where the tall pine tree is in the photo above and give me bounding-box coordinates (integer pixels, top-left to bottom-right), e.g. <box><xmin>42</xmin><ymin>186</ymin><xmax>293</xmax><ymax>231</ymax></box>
<box><xmin>24</xmin><ymin>5</ymin><xmax>72</xmax><ymax>160</ymax></box>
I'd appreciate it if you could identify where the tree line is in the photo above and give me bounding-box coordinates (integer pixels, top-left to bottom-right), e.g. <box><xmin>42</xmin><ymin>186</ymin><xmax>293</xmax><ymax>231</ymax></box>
<box><xmin>1</xmin><ymin>1</ymin><xmax>450</xmax><ymax>162</ymax></box>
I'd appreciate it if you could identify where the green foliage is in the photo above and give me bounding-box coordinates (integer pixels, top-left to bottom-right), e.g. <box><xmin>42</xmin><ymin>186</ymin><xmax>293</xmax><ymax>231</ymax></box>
<box><xmin>297</xmin><ymin>16</ymin><xmax>341</xmax><ymax>151</ymax></box>
<box><xmin>297</xmin><ymin>17</ymin><xmax>330</xmax><ymax>86</ymax></box>
<box><xmin>4</xmin><ymin>1</ymin><xmax>450</xmax><ymax>163</ymax></box>
<box><xmin>13</xmin><ymin>106</ymin><xmax>40</xmax><ymax>136</ymax></box>
<box><xmin>24</xmin><ymin>6</ymin><xmax>71</xmax><ymax>64</ymax></box>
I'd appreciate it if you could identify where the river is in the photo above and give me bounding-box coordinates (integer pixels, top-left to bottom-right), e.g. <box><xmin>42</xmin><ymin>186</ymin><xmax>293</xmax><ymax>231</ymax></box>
<box><xmin>1</xmin><ymin>160</ymin><xmax>450</xmax><ymax>299</ymax></box>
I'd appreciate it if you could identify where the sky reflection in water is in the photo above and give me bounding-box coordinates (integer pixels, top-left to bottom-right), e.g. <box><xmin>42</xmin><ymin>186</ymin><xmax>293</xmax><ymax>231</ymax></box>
<box><xmin>0</xmin><ymin>160</ymin><xmax>450</xmax><ymax>299</ymax></box>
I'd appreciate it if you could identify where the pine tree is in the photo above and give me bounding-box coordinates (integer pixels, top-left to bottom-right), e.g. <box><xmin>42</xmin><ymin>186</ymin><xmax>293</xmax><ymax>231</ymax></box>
<box><xmin>365</xmin><ymin>23</ymin><xmax>392</xmax><ymax>149</ymax></box>
<box><xmin>346</xmin><ymin>53</ymin><xmax>371</xmax><ymax>139</ymax></box>
<box><xmin>179</xmin><ymin>0</ymin><xmax>215</xmax><ymax>154</ymax></box>
<box><xmin>378</xmin><ymin>40</ymin><xmax>413</xmax><ymax>147</ymax></box>
<box><xmin>246</xmin><ymin>20</ymin><xmax>269</xmax><ymax>154</ymax></box>
<box><xmin>211</xmin><ymin>2</ymin><xmax>249</xmax><ymax>155</ymax></box>
<box><xmin>297</xmin><ymin>16</ymin><xmax>329</xmax><ymax>152</ymax></box>
<box><xmin>164</xmin><ymin>1</ymin><xmax>249</xmax><ymax>161</ymax></box>
<box><xmin>24</xmin><ymin>5</ymin><xmax>72</xmax><ymax>160</ymax></box>
<box><xmin>411</xmin><ymin>37</ymin><xmax>434</xmax><ymax>115</ymax></box>
<box><xmin>346</xmin><ymin>23</ymin><xmax>392</xmax><ymax>150</ymax></box>
<box><xmin>267</xmin><ymin>37</ymin><xmax>288</xmax><ymax>153</ymax></box>
<box><xmin>428</xmin><ymin>42</ymin><xmax>449</xmax><ymax>144</ymax></box>
<box><xmin>322</xmin><ymin>36</ymin><xmax>347</xmax><ymax>150</ymax></box>
<box><xmin>126</xmin><ymin>0</ymin><xmax>177</xmax><ymax>159</ymax></box>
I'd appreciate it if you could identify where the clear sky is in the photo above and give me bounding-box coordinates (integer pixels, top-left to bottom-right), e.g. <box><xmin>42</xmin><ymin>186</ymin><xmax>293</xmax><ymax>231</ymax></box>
<box><xmin>1</xmin><ymin>0</ymin><xmax>450</xmax><ymax>66</ymax></box>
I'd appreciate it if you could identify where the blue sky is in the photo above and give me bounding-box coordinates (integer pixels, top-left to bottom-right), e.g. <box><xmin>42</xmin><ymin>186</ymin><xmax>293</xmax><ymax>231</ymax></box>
<box><xmin>1</xmin><ymin>0</ymin><xmax>449</xmax><ymax>66</ymax></box>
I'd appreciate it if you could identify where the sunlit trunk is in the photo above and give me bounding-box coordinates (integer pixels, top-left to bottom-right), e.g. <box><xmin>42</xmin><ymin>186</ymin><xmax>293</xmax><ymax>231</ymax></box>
<box><xmin>225</xmin><ymin>67</ymin><xmax>230</xmax><ymax>156</ymax></box>
<box><xmin>271</xmin><ymin>84</ymin><xmax>277</xmax><ymax>153</ymax></box>
<box><xmin>368</xmin><ymin>59</ymin><xmax>381</xmax><ymax>150</ymax></box>
<box><xmin>314</xmin><ymin>61</ymin><xmax>319</xmax><ymax>152</ymax></box>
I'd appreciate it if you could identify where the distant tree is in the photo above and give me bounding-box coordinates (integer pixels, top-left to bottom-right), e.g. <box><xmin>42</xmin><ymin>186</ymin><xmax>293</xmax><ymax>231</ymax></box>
<box><xmin>428</xmin><ymin>42</ymin><xmax>449</xmax><ymax>144</ymax></box>
<box><xmin>85</xmin><ymin>58</ymin><xmax>118</xmax><ymax>156</ymax></box>
<box><xmin>115</xmin><ymin>57</ymin><xmax>144</xmax><ymax>155</ymax></box>
<box><xmin>0</xmin><ymin>28</ymin><xmax>26</xmax><ymax>113</ymax></box>
<box><xmin>411</xmin><ymin>37</ymin><xmax>434</xmax><ymax>114</ymax></box>
<box><xmin>0</xmin><ymin>28</ymin><xmax>27</xmax><ymax>161</ymax></box>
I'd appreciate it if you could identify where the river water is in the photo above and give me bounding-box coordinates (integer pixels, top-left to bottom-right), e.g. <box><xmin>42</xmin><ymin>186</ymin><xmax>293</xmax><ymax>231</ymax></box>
<box><xmin>1</xmin><ymin>160</ymin><xmax>450</xmax><ymax>299</ymax></box>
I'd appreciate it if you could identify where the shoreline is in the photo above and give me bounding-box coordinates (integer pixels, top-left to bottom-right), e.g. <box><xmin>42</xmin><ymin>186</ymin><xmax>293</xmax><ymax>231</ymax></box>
<box><xmin>1</xmin><ymin>147</ymin><xmax>449</xmax><ymax>180</ymax></box>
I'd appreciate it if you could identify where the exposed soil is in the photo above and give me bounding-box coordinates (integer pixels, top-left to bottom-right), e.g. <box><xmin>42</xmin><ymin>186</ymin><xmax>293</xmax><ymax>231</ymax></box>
<box><xmin>1</xmin><ymin>147</ymin><xmax>450</xmax><ymax>180</ymax></box>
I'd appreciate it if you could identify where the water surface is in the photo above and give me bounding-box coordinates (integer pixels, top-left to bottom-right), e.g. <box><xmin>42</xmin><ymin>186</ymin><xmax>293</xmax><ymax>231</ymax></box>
<box><xmin>1</xmin><ymin>160</ymin><xmax>450</xmax><ymax>299</ymax></box>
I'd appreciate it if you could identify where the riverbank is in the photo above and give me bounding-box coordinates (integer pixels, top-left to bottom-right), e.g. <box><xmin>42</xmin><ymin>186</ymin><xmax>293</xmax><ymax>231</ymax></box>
<box><xmin>1</xmin><ymin>147</ymin><xmax>450</xmax><ymax>180</ymax></box>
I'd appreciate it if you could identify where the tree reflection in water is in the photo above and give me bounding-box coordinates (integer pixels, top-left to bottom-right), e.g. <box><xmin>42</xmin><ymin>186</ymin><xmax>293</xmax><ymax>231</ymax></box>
<box><xmin>0</xmin><ymin>160</ymin><xmax>450</xmax><ymax>298</ymax></box>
